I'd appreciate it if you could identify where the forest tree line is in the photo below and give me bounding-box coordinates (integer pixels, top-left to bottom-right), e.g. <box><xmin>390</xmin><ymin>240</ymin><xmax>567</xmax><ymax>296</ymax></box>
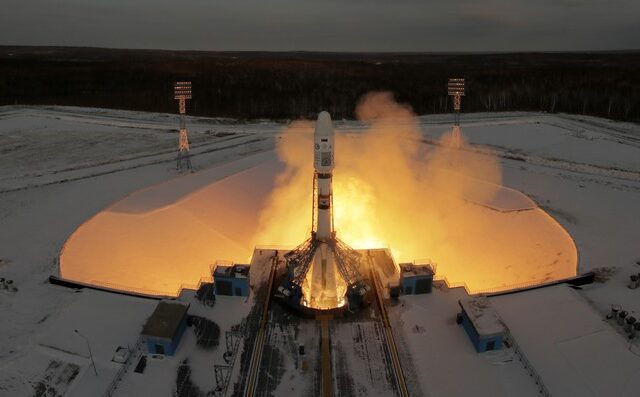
<box><xmin>0</xmin><ymin>47</ymin><xmax>638</xmax><ymax>121</ymax></box>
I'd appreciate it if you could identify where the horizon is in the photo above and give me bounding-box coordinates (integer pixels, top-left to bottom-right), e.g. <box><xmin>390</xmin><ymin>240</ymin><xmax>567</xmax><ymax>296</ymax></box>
<box><xmin>2</xmin><ymin>44</ymin><xmax>639</xmax><ymax>55</ymax></box>
<box><xmin>1</xmin><ymin>1</ymin><xmax>638</xmax><ymax>52</ymax></box>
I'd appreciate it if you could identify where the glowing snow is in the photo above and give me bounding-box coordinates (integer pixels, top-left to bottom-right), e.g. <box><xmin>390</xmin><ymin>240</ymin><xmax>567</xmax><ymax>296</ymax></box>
<box><xmin>59</xmin><ymin>153</ymin><xmax>576</xmax><ymax>296</ymax></box>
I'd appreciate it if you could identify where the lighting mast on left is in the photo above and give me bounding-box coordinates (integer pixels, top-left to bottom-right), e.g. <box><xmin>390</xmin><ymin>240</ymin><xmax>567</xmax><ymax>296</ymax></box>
<box><xmin>174</xmin><ymin>81</ymin><xmax>193</xmax><ymax>171</ymax></box>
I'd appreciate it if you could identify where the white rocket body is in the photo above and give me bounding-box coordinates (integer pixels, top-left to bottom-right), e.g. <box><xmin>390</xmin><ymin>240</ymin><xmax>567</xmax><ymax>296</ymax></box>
<box><xmin>299</xmin><ymin>111</ymin><xmax>350</xmax><ymax>309</ymax></box>
<box><xmin>314</xmin><ymin>111</ymin><xmax>335</xmax><ymax>240</ymax></box>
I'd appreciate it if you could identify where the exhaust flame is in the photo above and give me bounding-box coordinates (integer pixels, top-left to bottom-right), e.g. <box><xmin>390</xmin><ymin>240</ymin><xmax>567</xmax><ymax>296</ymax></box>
<box><xmin>254</xmin><ymin>92</ymin><xmax>502</xmax><ymax>255</ymax></box>
<box><xmin>254</xmin><ymin>92</ymin><xmax>576</xmax><ymax>292</ymax></box>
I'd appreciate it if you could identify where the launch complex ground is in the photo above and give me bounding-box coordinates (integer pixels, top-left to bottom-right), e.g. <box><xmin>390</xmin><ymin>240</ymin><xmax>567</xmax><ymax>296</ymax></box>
<box><xmin>1</xmin><ymin>106</ymin><xmax>640</xmax><ymax>396</ymax></box>
<box><xmin>57</xmin><ymin>109</ymin><xmax>581</xmax><ymax>397</ymax></box>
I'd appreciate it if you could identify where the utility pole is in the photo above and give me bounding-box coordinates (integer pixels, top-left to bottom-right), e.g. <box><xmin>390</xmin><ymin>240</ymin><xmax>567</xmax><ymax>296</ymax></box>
<box><xmin>75</xmin><ymin>329</ymin><xmax>98</xmax><ymax>376</ymax></box>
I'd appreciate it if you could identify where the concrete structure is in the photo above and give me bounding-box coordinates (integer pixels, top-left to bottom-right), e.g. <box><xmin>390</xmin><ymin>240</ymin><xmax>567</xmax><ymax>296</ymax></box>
<box><xmin>399</xmin><ymin>263</ymin><xmax>434</xmax><ymax>294</ymax></box>
<box><xmin>388</xmin><ymin>280</ymin><xmax>401</xmax><ymax>299</ymax></box>
<box><xmin>214</xmin><ymin>264</ymin><xmax>250</xmax><ymax>297</ymax></box>
<box><xmin>458</xmin><ymin>298</ymin><xmax>506</xmax><ymax>353</ymax></box>
<box><xmin>141</xmin><ymin>300</ymin><xmax>190</xmax><ymax>356</ymax></box>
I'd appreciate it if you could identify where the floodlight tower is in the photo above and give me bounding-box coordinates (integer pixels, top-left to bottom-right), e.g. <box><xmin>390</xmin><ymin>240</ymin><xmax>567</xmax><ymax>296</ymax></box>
<box><xmin>174</xmin><ymin>81</ymin><xmax>193</xmax><ymax>171</ymax></box>
<box><xmin>448</xmin><ymin>78</ymin><xmax>465</xmax><ymax>148</ymax></box>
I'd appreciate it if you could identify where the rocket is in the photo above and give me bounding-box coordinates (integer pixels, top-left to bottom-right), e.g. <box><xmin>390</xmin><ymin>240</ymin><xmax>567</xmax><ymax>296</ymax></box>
<box><xmin>313</xmin><ymin>111</ymin><xmax>335</xmax><ymax>240</ymax></box>
<box><xmin>308</xmin><ymin>111</ymin><xmax>340</xmax><ymax>307</ymax></box>
<box><xmin>279</xmin><ymin>111</ymin><xmax>371</xmax><ymax>311</ymax></box>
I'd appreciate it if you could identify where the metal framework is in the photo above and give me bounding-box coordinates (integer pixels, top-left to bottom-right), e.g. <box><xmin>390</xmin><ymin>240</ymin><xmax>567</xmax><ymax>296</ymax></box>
<box><xmin>448</xmin><ymin>78</ymin><xmax>465</xmax><ymax>126</ymax></box>
<box><xmin>224</xmin><ymin>329</ymin><xmax>242</xmax><ymax>355</ymax></box>
<box><xmin>214</xmin><ymin>365</ymin><xmax>231</xmax><ymax>392</ymax></box>
<box><xmin>285</xmin><ymin>168</ymin><xmax>366</xmax><ymax>291</ymax></box>
<box><xmin>174</xmin><ymin>81</ymin><xmax>193</xmax><ymax>171</ymax></box>
<box><xmin>311</xmin><ymin>175</ymin><xmax>317</xmax><ymax>234</ymax></box>
<box><xmin>331</xmin><ymin>238</ymin><xmax>362</xmax><ymax>286</ymax></box>
<box><xmin>285</xmin><ymin>237</ymin><xmax>319</xmax><ymax>285</ymax></box>
<box><xmin>284</xmin><ymin>235</ymin><xmax>363</xmax><ymax>289</ymax></box>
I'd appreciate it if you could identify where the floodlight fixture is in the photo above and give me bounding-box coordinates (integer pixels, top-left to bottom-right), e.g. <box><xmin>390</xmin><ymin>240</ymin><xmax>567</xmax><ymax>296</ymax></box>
<box><xmin>447</xmin><ymin>78</ymin><xmax>465</xmax><ymax>97</ymax></box>
<box><xmin>174</xmin><ymin>81</ymin><xmax>192</xmax><ymax>100</ymax></box>
<box><xmin>174</xmin><ymin>81</ymin><xmax>192</xmax><ymax>115</ymax></box>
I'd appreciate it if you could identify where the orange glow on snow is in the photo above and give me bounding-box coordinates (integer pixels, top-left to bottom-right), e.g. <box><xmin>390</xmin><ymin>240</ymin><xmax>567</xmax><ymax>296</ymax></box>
<box><xmin>59</xmin><ymin>92</ymin><xmax>577</xmax><ymax>296</ymax></box>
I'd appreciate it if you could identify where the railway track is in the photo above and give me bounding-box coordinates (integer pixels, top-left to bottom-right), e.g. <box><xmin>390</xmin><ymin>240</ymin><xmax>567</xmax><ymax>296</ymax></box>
<box><xmin>368</xmin><ymin>253</ymin><xmax>410</xmax><ymax>397</ymax></box>
<box><xmin>244</xmin><ymin>254</ymin><xmax>279</xmax><ymax>397</ymax></box>
<box><xmin>244</xmin><ymin>251</ymin><xmax>409</xmax><ymax>397</ymax></box>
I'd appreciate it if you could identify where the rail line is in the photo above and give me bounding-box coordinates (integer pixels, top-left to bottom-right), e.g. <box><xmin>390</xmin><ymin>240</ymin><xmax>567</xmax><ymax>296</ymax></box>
<box><xmin>244</xmin><ymin>252</ymin><xmax>408</xmax><ymax>396</ymax></box>
<box><xmin>244</xmin><ymin>254</ymin><xmax>279</xmax><ymax>397</ymax></box>
<box><xmin>319</xmin><ymin>314</ymin><xmax>333</xmax><ymax>397</ymax></box>
<box><xmin>368</xmin><ymin>253</ymin><xmax>410</xmax><ymax>397</ymax></box>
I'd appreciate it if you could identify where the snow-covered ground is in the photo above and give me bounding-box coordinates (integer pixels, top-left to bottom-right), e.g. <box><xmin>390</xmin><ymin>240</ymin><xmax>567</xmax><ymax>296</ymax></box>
<box><xmin>390</xmin><ymin>288</ymin><xmax>543</xmax><ymax>397</ymax></box>
<box><xmin>491</xmin><ymin>284</ymin><xmax>640</xmax><ymax>396</ymax></box>
<box><xmin>1</xmin><ymin>106</ymin><xmax>639</xmax><ymax>396</ymax></box>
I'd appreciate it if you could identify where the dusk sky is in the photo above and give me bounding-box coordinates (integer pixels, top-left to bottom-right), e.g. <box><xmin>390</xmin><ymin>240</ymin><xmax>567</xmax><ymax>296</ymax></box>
<box><xmin>1</xmin><ymin>0</ymin><xmax>638</xmax><ymax>52</ymax></box>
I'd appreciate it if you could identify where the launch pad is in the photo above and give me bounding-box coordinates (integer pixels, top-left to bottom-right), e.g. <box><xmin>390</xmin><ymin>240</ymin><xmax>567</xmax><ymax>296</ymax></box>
<box><xmin>275</xmin><ymin>111</ymin><xmax>374</xmax><ymax>313</ymax></box>
<box><xmin>276</xmin><ymin>236</ymin><xmax>374</xmax><ymax>313</ymax></box>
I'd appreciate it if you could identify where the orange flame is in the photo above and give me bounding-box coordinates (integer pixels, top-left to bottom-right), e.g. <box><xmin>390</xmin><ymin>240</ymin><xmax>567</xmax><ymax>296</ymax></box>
<box><xmin>253</xmin><ymin>92</ymin><xmax>576</xmax><ymax>293</ymax></box>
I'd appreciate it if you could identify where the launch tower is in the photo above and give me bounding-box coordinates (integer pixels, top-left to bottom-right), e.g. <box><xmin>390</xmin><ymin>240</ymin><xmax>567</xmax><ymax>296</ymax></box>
<box><xmin>278</xmin><ymin>112</ymin><xmax>373</xmax><ymax>312</ymax></box>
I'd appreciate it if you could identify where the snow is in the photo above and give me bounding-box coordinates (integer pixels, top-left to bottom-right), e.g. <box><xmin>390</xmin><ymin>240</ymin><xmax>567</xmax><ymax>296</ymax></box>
<box><xmin>491</xmin><ymin>285</ymin><xmax>640</xmax><ymax>397</ymax></box>
<box><xmin>59</xmin><ymin>151</ymin><xmax>282</xmax><ymax>296</ymax></box>
<box><xmin>422</xmin><ymin>114</ymin><xmax>640</xmax><ymax>174</ymax></box>
<box><xmin>390</xmin><ymin>288</ymin><xmax>541</xmax><ymax>397</ymax></box>
<box><xmin>113</xmin><ymin>292</ymin><xmax>253</xmax><ymax>397</ymax></box>
<box><xmin>467</xmin><ymin>181</ymin><xmax>537</xmax><ymax>212</ymax></box>
<box><xmin>0</xmin><ymin>105</ymin><xmax>279</xmax><ymax>192</ymax></box>
<box><xmin>58</xmin><ymin>158</ymin><xmax>576</xmax><ymax>295</ymax></box>
<box><xmin>1</xmin><ymin>106</ymin><xmax>640</xmax><ymax>396</ymax></box>
<box><xmin>0</xmin><ymin>289</ymin><xmax>156</xmax><ymax>396</ymax></box>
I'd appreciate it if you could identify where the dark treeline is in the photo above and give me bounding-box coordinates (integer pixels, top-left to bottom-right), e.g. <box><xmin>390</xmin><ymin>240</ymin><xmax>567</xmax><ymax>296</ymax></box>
<box><xmin>1</xmin><ymin>46</ymin><xmax>639</xmax><ymax>121</ymax></box>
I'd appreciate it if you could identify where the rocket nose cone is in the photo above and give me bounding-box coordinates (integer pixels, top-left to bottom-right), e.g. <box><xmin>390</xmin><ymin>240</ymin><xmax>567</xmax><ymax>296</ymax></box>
<box><xmin>315</xmin><ymin>111</ymin><xmax>333</xmax><ymax>137</ymax></box>
<box><xmin>317</xmin><ymin>111</ymin><xmax>332</xmax><ymax>123</ymax></box>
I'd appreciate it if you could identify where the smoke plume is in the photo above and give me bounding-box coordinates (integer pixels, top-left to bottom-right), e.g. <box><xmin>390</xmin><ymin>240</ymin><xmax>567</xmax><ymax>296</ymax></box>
<box><xmin>252</xmin><ymin>91</ymin><xmax>577</xmax><ymax>292</ymax></box>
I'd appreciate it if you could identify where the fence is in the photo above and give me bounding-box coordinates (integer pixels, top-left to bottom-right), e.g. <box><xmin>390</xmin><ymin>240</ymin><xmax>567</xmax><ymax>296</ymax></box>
<box><xmin>86</xmin><ymin>273</ymin><xmax>216</xmax><ymax>300</ymax></box>
<box><xmin>85</xmin><ymin>263</ymin><xmax>223</xmax><ymax>298</ymax></box>
<box><xmin>88</xmin><ymin>279</ymin><xmax>175</xmax><ymax>298</ymax></box>
<box><xmin>432</xmin><ymin>274</ymin><xmax>581</xmax><ymax>296</ymax></box>
<box><xmin>174</xmin><ymin>366</ymin><xmax>193</xmax><ymax>397</ymax></box>
<box><xmin>103</xmin><ymin>337</ymin><xmax>145</xmax><ymax>397</ymax></box>
<box><xmin>505</xmin><ymin>332</ymin><xmax>552</xmax><ymax>396</ymax></box>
